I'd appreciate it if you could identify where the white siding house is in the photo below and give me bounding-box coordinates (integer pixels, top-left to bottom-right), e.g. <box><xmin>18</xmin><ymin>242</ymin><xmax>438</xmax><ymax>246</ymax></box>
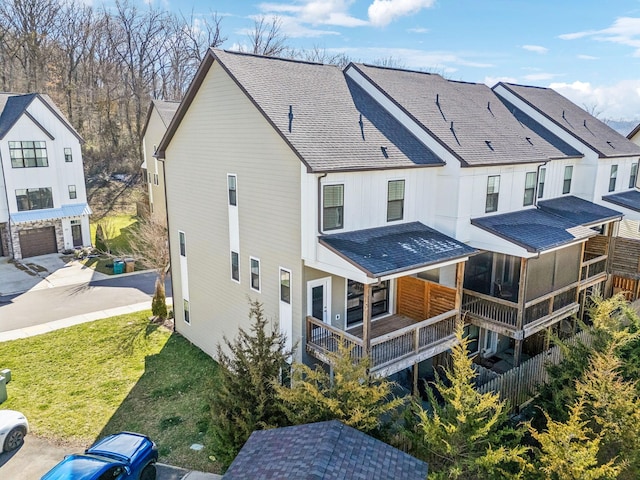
<box><xmin>0</xmin><ymin>93</ymin><xmax>91</xmax><ymax>259</ymax></box>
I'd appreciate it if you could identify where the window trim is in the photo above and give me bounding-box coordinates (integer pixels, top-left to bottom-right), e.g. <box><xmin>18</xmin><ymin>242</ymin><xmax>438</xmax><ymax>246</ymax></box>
<box><xmin>387</xmin><ymin>179</ymin><xmax>405</xmax><ymax>222</ymax></box>
<box><xmin>608</xmin><ymin>165</ymin><xmax>618</xmax><ymax>192</ymax></box>
<box><xmin>322</xmin><ymin>183</ymin><xmax>344</xmax><ymax>231</ymax></box>
<box><xmin>179</xmin><ymin>231</ymin><xmax>186</xmax><ymax>257</ymax></box>
<box><xmin>183</xmin><ymin>299</ymin><xmax>190</xmax><ymax>324</ymax></box>
<box><xmin>630</xmin><ymin>163</ymin><xmax>638</xmax><ymax>189</ymax></box>
<box><xmin>563</xmin><ymin>165</ymin><xmax>573</xmax><ymax>195</ymax></box>
<box><xmin>485</xmin><ymin>175</ymin><xmax>500</xmax><ymax>213</ymax></box>
<box><xmin>9</xmin><ymin>141</ymin><xmax>48</xmax><ymax>168</ymax></box>
<box><xmin>279</xmin><ymin>268</ymin><xmax>291</xmax><ymax>304</ymax></box>
<box><xmin>250</xmin><ymin>257</ymin><xmax>261</xmax><ymax>292</ymax></box>
<box><xmin>231</xmin><ymin>251</ymin><xmax>240</xmax><ymax>283</ymax></box>
<box><xmin>523</xmin><ymin>172</ymin><xmax>536</xmax><ymax>206</ymax></box>
<box><xmin>68</xmin><ymin>185</ymin><xmax>77</xmax><ymax>200</ymax></box>
<box><xmin>15</xmin><ymin>187</ymin><xmax>53</xmax><ymax>211</ymax></box>
<box><xmin>228</xmin><ymin>174</ymin><xmax>237</xmax><ymax>206</ymax></box>
<box><xmin>64</xmin><ymin>147</ymin><xmax>73</xmax><ymax>162</ymax></box>
<box><xmin>537</xmin><ymin>167</ymin><xmax>546</xmax><ymax>199</ymax></box>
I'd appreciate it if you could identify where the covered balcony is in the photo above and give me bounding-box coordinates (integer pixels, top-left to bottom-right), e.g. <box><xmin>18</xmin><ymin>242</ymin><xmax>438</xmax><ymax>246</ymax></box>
<box><xmin>305</xmin><ymin>222</ymin><xmax>476</xmax><ymax>377</ymax></box>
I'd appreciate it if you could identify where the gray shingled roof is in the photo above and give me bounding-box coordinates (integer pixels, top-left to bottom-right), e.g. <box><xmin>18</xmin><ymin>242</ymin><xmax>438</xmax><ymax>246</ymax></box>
<box><xmin>495</xmin><ymin>83</ymin><xmax>640</xmax><ymax>158</ymax></box>
<box><xmin>224</xmin><ymin>420</ymin><xmax>429</xmax><ymax>480</ymax></box>
<box><xmin>0</xmin><ymin>92</ymin><xmax>83</xmax><ymax>142</ymax></box>
<box><xmin>538</xmin><ymin>195</ymin><xmax>622</xmax><ymax>226</ymax></box>
<box><xmin>602</xmin><ymin>189</ymin><xmax>640</xmax><ymax>213</ymax></box>
<box><xmin>210</xmin><ymin>49</ymin><xmax>443</xmax><ymax>172</ymax></box>
<box><xmin>152</xmin><ymin>99</ymin><xmax>179</xmax><ymax>128</ymax></box>
<box><xmin>471</xmin><ymin>209</ymin><xmax>596</xmax><ymax>253</ymax></box>
<box><xmin>350</xmin><ymin>64</ymin><xmax>580</xmax><ymax>167</ymax></box>
<box><xmin>319</xmin><ymin>221</ymin><xmax>477</xmax><ymax>278</ymax></box>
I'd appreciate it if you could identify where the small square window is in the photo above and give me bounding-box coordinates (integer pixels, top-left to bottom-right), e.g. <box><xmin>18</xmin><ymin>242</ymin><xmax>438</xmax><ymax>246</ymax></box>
<box><xmin>280</xmin><ymin>268</ymin><xmax>291</xmax><ymax>304</ymax></box>
<box><xmin>154</xmin><ymin>174</ymin><xmax>159</xmax><ymax>186</ymax></box>
<box><xmin>179</xmin><ymin>231</ymin><xmax>186</xmax><ymax>257</ymax></box>
<box><xmin>387</xmin><ymin>180</ymin><xmax>405</xmax><ymax>221</ymax></box>
<box><xmin>228</xmin><ymin>175</ymin><xmax>237</xmax><ymax>206</ymax></box>
<box><xmin>231</xmin><ymin>251</ymin><xmax>240</xmax><ymax>282</ymax></box>
<box><xmin>250</xmin><ymin>257</ymin><xmax>260</xmax><ymax>292</ymax></box>
<box><xmin>563</xmin><ymin>166</ymin><xmax>573</xmax><ymax>194</ymax></box>
<box><xmin>64</xmin><ymin>148</ymin><xmax>73</xmax><ymax>162</ymax></box>
<box><xmin>183</xmin><ymin>299</ymin><xmax>190</xmax><ymax>324</ymax></box>
<box><xmin>68</xmin><ymin>185</ymin><xmax>77</xmax><ymax>199</ymax></box>
<box><xmin>609</xmin><ymin>165</ymin><xmax>618</xmax><ymax>192</ymax></box>
<box><xmin>485</xmin><ymin>176</ymin><xmax>500</xmax><ymax>213</ymax></box>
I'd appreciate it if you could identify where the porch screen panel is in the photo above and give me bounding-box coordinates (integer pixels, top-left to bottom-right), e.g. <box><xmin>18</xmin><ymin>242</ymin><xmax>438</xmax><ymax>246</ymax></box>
<box><xmin>525</xmin><ymin>252</ymin><xmax>555</xmax><ymax>302</ymax></box>
<box><xmin>554</xmin><ymin>243</ymin><xmax>581</xmax><ymax>289</ymax></box>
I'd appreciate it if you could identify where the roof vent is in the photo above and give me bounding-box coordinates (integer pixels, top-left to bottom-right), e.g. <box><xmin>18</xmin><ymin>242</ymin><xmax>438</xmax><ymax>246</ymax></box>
<box><xmin>381</xmin><ymin>146</ymin><xmax>389</xmax><ymax>158</ymax></box>
<box><xmin>607</xmin><ymin>141</ymin><xmax>615</xmax><ymax>149</ymax></box>
<box><xmin>562</xmin><ymin>110</ymin><xmax>566</xmax><ymax>119</ymax></box>
<box><xmin>359</xmin><ymin>114</ymin><xmax>365</xmax><ymax>140</ymax></box>
<box><xmin>525</xmin><ymin>136</ymin><xmax>533</xmax><ymax>145</ymax></box>
<box><xmin>485</xmin><ymin>140</ymin><xmax>494</xmax><ymax>151</ymax></box>
<box><xmin>288</xmin><ymin>105</ymin><xmax>293</xmax><ymax>133</ymax></box>
<box><xmin>583</xmin><ymin>119</ymin><xmax>587</xmax><ymax>127</ymax></box>
<box><xmin>436</xmin><ymin>94</ymin><xmax>440</xmax><ymax>106</ymax></box>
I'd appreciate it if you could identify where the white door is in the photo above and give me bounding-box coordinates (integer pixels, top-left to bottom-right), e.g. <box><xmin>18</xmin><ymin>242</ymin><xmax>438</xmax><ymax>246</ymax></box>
<box><xmin>307</xmin><ymin>277</ymin><xmax>331</xmax><ymax>324</ymax></box>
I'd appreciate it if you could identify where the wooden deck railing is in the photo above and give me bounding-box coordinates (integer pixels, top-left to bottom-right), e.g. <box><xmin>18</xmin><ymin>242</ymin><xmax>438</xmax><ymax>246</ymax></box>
<box><xmin>306</xmin><ymin>310</ymin><xmax>457</xmax><ymax>372</ymax></box>
<box><xmin>580</xmin><ymin>254</ymin><xmax>607</xmax><ymax>283</ymax></box>
<box><xmin>463</xmin><ymin>282</ymin><xmax>579</xmax><ymax>331</ymax></box>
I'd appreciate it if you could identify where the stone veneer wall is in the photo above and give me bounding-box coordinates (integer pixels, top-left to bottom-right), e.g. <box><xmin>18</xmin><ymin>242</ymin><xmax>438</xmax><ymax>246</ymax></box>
<box><xmin>9</xmin><ymin>218</ymin><xmax>64</xmax><ymax>260</ymax></box>
<box><xmin>0</xmin><ymin>223</ymin><xmax>11</xmax><ymax>257</ymax></box>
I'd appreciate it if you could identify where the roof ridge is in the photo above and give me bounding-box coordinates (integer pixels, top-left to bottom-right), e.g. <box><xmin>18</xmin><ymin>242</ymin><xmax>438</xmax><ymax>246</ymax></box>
<box><xmin>216</xmin><ymin>48</ymin><xmax>336</xmax><ymax>68</ymax></box>
<box><xmin>359</xmin><ymin>62</ymin><xmax>439</xmax><ymax>77</ymax></box>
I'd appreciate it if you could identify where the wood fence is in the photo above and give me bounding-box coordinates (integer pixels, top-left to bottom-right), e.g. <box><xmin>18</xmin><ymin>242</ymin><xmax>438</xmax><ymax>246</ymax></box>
<box><xmin>476</xmin><ymin>330</ymin><xmax>594</xmax><ymax>411</ymax></box>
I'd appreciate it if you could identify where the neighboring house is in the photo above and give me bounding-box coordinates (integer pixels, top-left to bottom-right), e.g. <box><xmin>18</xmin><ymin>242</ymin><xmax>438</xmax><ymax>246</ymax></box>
<box><xmin>616</xmin><ymin>122</ymin><xmax>640</xmax><ymax>240</ymax></box>
<box><xmin>223</xmin><ymin>420</ymin><xmax>428</xmax><ymax>480</ymax></box>
<box><xmin>157</xmin><ymin>49</ymin><xmax>633</xmax><ymax>385</ymax></box>
<box><xmin>0</xmin><ymin>93</ymin><xmax>91</xmax><ymax>259</ymax></box>
<box><xmin>141</xmin><ymin>99</ymin><xmax>179</xmax><ymax>226</ymax></box>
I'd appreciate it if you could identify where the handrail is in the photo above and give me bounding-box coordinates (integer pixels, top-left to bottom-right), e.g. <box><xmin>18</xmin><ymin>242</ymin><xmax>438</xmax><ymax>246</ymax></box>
<box><xmin>523</xmin><ymin>281</ymin><xmax>579</xmax><ymax>309</ymax></box>
<box><xmin>581</xmin><ymin>254</ymin><xmax>607</xmax><ymax>267</ymax></box>
<box><xmin>306</xmin><ymin>316</ymin><xmax>362</xmax><ymax>344</ymax></box>
<box><xmin>370</xmin><ymin>309</ymin><xmax>458</xmax><ymax>346</ymax></box>
<box><xmin>462</xmin><ymin>289</ymin><xmax>516</xmax><ymax>307</ymax></box>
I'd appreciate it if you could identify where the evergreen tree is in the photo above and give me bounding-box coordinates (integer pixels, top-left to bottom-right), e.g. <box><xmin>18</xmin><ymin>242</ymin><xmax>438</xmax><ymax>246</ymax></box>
<box><xmin>530</xmin><ymin>400</ymin><xmax>624</xmax><ymax>480</ymax></box>
<box><xmin>209</xmin><ymin>300</ymin><xmax>293</xmax><ymax>470</ymax></box>
<box><xmin>151</xmin><ymin>279</ymin><xmax>167</xmax><ymax>319</ymax></box>
<box><xmin>95</xmin><ymin>223</ymin><xmax>107</xmax><ymax>252</ymax></box>
<box><xmin>408</xmin><ymin>323</ymin><xmax>528</xmax><ymax>479</ymax></box>
<box><xmin>276</xmin><ymin>340</ymin><xmax>405</xmax><ymax>437</ymax></box>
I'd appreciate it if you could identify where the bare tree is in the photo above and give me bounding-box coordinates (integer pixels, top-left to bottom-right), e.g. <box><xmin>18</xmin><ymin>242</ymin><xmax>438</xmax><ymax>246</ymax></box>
<box><xmin>298</xmin><ymin>45</ymin><xmax>352</xmax><ymax>67</ymax></box>
<box><xmin>244</xmin><ymin>15</ymin><xmax>289</xmax><ymax>57</ymax></box>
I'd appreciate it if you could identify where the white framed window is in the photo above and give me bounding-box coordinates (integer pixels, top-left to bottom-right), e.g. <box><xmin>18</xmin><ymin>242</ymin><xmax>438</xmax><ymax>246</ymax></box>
<box><xmin>630</xmin><ymin>163</ymin><xmax>638</xmax><ymax>189</ymax></box>
<box><xmin>228</xmin><ymin>174</ymin><xmax>237</xmax><ymax>206</ymax></box>
<box><xmin>280</xmin><ymin>268</ymin><xmax>291</xmax><ymax>304</ymax></box>
<box><xmin>153</xmin><ymin>174</ymin><xmax>159</xmax><ymax>186</ymax></box>
<box><xmin>609</xmin><ymin>165</ymin><xmax>618</xmax><ymax>192</ymax></box>
<box><xmin>231</xmin><ymin>251</ymin><xmax>240</xmax><ymax>282</ymax></box>
<box><xmin>523</xmin><ymin>172</ymin><xmax>536</xmax><ymax>206</ymax></box>
<box><xmin>179</xmin><ymin>231</ymin><xmax>186</xmax><ymax>257</ymax></box>
<box><xmin>387</xmin><ymin>179</ymin><xmax>405</xmax><ymax>221</ymax></box>
<box><xmin>537</xmin><ymin>167</ymin><xmax>546</xmax><ymax>199</ymax></box>
<box><xmin>323</xmin><ymin>184</ymin><xmax>344</xmax><ymax>230</ymax></box>
<box><xmin>68</xmin><ymin>185</ymin><xmax>77</xmax><ymax>199</ymax></box>
<box><xmin>64</xmin><ymin>147</ymin><xmax>73</xmax><ymax>162</ymax></box>
<box><xmin>485</xmin><ymin>175</ymin><xmax>500</xmax><ymax>213</ymax></box>
<box><xmin>563</xmin><ymin>166</ymin><xmax>573</xmax><ymax>194</ymax></box>
<box><xmin>183</xmin><ymin>299</ymin><xmax>190</xmax><ymax>324</ymax></box>
<box><xmin>250</xmin><ymin>257</ymin><xmax>261</xmax><ymax>292</ymax></box>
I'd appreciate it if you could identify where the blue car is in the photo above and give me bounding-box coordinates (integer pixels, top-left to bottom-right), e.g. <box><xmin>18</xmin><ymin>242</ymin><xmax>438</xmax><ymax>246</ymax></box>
<box><xmin>41</xmin><ymin>432</ymin><xmax>158</xmax><ymax>480</ymax></box>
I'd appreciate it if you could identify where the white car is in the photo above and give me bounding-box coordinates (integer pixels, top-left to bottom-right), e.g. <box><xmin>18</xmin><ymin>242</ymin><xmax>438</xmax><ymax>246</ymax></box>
<box><xmin>0</xmin><ymin>410</ymin><xmax>28</xmax><ymax>452</ymax></box>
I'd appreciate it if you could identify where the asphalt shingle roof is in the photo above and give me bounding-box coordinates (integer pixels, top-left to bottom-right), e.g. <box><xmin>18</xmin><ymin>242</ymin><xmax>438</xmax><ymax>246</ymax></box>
<box><xmin>538</xmin><ymin>195</ymin><xmax>623</xmax><ymax>226</ymax></box>
<box><xmin>495</xmin><ymin>83</ymin><xmax>640</xmax><ymax>158</ymax></box>
<box><xmin>152</xmin><ymin>99</ymin><xmax>179</xmax><ymax>128</ymax></box>
<box><xmin>223</xmin><ymin>420</ymin><xmax>429</xmax><ymax>480</ymax></box>
<box><xmin>350</xmin><ymin>64</ymin><xmax>580</xmax><ymax>167</ymax></box>
<box><xmin>319</xmin><ymin>221</ymin><xmax>477</xmax><ymax>278</ymax></box>
<box><xmin>602</xmin><ymin>189</ymin><xmax>640</xmax><ymax>213</ymax></box>
<box><xmin>211</xmin><ymin>49</ymin><xmax>443</xmax><ymax>172</ymax></box>
<box><xmin>471</xmin><ymin>208</ymin><xmax>596</xmax><ymax>253</ymax></box>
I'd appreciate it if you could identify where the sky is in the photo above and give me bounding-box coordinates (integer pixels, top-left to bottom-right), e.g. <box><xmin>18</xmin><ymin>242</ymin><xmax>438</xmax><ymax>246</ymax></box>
<box><xmin>134</xmin><ymin>0</ymin><xmax>640</xmax><ymax>121</ymax></box>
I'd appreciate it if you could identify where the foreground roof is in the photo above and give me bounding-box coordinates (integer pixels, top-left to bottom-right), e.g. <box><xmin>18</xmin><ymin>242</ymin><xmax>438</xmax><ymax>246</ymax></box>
<box><xmin>224</xmin><ymin>420</ymin><xmax>428</xmax><ymax>480</ymax></box>
<box><xmin>158</xmin><ymin>49</ymin><xmax>443</xmax><ymax>172</ymax></box>
<box><xmin>538</xmin><ymin>195</ymin><xmax>622</xmax><ymax>226</ymax></box>
<box><xmin>471</xmin><ymin>208</ymin><xmax>596</xmax><ymax>253</ymax></box>
<box><xmin>319</xmin><ymin>221</ymin><xmax>477</xmax><ymax>278</ymax></box>
<box><xmin>10</xmin><ymin>203</ymin><xmax>92</xmax><ymax>224</ymax></box>
<box><xmin>602</xmin><ymin>190</ymin><xmax>640</xmax><ymax>213</ymax></box>
<box><xmin>495</xmin><ymin>83</ymin><xmax>640</xmax><ymax>158</ymax></box>
<box><xmin>348</xmin><ymin>64</ymin><xmax>581</xmax><ymax>167</ymax></box>
<box><xmin>0</xmin><ymin>93</ymin><xmax>83</xmax><ymax>142</ymax></box>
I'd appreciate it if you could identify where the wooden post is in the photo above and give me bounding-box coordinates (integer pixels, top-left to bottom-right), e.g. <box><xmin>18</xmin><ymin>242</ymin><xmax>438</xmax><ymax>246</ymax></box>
<box><xmin>362</xmin><ymin>283</ymin><xmax>372</xmax><ymax>362</ymax></box>
<box><xmin>514</xmin><ymin>258</ymin><xmax>528</xmax><ymax>367</ymax></box>
<box><xmin>455</xmin><ymin>262</ymin><xmax>465</xmax><ymax>322</ymax></box>
<box><xmin>413</xmin><ymin>362</ymin><xmax>419</xmax><ymax>396</ymax></box>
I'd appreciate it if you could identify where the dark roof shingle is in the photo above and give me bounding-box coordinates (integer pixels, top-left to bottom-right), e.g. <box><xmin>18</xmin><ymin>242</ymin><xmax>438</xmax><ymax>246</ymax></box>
<box><xmin>602</xmin><ymin>189</ymin><xmax>640</xmax><ymax>213</ymax></box>
<box><xmin>224</xmin><ymin>420</ymin><xmax>429</xmax><ymax>480</ymax></box>
<box><xmin>538</xmin><ymin>195</ymin><xmax>623</xmax><ymax>226</ymax></box>
<box><xmin>319</xmin><ymin>221</ymin><xmax>476</xmax><ymax>278</ymax></box>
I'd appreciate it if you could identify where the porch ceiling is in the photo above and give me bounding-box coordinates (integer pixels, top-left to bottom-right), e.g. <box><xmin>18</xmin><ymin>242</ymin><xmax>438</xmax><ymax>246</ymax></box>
<box><xmin>319</xmin><ymin>221</ymin><xmax>477</xmax><ymax>278</ymax></box>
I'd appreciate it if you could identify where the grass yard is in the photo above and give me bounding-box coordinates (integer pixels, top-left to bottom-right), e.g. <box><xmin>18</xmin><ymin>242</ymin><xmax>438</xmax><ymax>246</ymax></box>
<box><xmin>0</xmin><ymin>312</ymin><xmax>220</xmax><ymax>472</ymax></box>
<box><xmin>90</xmin><ymin>214</ymin><xmax>138</xmax><ymax>255</ymax></box>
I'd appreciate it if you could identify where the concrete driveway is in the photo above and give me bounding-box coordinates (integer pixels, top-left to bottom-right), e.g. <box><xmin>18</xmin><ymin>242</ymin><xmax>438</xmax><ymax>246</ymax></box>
<box><xmin>0</xmin><ymin>253</ymin><xmax>109</xmax><ymax>296</ymax></box>
<box><xmin>0</xmin><ymin>435</ymin><xmax>221</xmax><ymax>479</ymax></box>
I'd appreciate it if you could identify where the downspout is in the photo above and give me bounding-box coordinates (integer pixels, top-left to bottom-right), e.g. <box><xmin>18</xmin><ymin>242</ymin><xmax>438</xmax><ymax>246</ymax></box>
<box><xmin>317</xmin><ymin>173</ymin><xmax>327</xmax><ymax>234</ymax></box>
<box><xmin>533</xmin><ymin>161</ymin><xmax>548</xmax><ymax>207</ymax></box>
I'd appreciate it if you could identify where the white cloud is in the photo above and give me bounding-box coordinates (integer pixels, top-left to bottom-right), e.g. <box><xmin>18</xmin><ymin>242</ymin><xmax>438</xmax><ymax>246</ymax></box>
<box><xmin>549</xmin><ymin>79</ymin><xmax>640</xmax><ymax>120</ymax></box>
<box><xmin>408</xmin><ymin>27</ymin><xmax>429</xmax><ymax>33</ymax></box>
<box><xmin>240</xmin><ymin>14</ymin><xmax>341</xmax><ymax>38</ymax></box>
<box><xmin>577</xmin><ymin>54</ymin><xmax>598</xmax><ymax>60</ymax></box>
<box><xmin>368</xmin><ymin>0</ymin><xmax>436</xmax><ymax>27</ymax></box>
<box><xmin>522</xmin><ymin>45</ymin><xmax>548</xmax><ymax>54</ymax></box>
<box><xmin>258</xmin><ymin>0</ymin><xmax>367</xmax><ymax>27</ymax></box>
<box><xmin>560</xmin><ymin>17</ymin><xmax>640</xmax><ymax>55</ymax></box>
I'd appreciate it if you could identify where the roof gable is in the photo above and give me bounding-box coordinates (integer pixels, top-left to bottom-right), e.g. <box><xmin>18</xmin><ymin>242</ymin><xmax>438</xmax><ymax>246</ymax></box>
<box><xmin>496</xmin><ymin>83</ymin><xmax>640</xmax><ymax>158</ymax></box>
<box><xmin>349</xmin><ymin>64</ymin><xmax>580</xmax><ymax>167</ymax></box>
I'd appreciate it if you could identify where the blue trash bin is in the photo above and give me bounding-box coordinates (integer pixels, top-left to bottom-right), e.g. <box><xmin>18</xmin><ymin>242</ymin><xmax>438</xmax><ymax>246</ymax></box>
<box><xmin>113</xmin><ymin>259</ymin><xmax>124</xmax><ymax>274</ymax></box>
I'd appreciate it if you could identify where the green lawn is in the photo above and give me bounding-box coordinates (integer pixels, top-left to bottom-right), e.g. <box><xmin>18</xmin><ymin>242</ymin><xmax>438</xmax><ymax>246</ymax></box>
<box><xmin>90</xmin><ymin>214</ymin><xmax>138</xmax><ymax>254</ymax></box>
<box><xmin>0</xmin><ymin>312</ymin><xmax>220</xmax><ymax>472</ymax></box>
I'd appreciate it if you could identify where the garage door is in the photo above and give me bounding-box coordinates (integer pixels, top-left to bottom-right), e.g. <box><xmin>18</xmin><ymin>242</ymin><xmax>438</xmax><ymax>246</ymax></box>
<box><xmin>19</xmin><ymin>227</ymin><xmax>57</xmax><ymax>258</ymax></box>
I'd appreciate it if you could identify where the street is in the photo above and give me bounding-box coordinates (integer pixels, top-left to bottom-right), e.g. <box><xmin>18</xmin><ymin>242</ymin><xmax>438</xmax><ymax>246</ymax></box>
<box><xmin>0</xmin><ymin>272</ymin><xmax>172</xmax><ymax>333</ymax></box>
